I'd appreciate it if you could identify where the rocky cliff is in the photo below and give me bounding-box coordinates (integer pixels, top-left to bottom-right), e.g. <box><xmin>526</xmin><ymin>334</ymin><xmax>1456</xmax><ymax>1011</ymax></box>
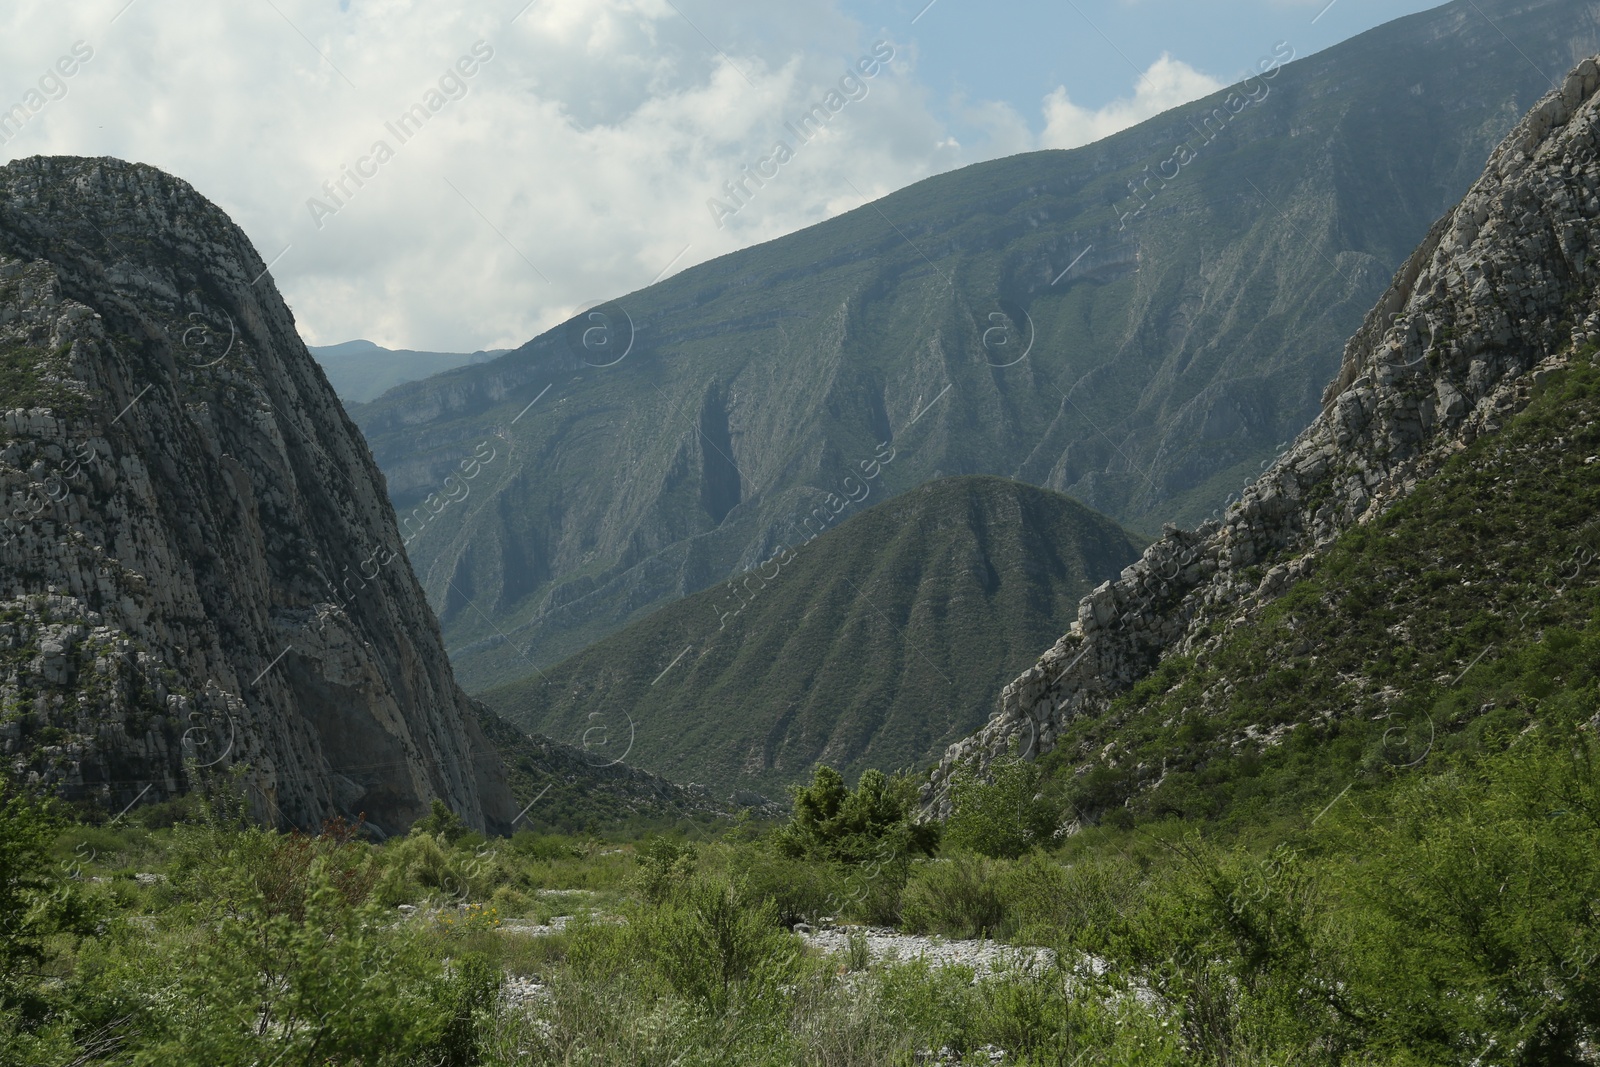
<box><xmin>928</xmin><ymin>55</ymin><xmax>1600</xmax><ymax>811</ymax></box>
<box><xmin>0</xmin><ymin>156</ymin><xmax>514</xmax><ymax>835</ymax></box>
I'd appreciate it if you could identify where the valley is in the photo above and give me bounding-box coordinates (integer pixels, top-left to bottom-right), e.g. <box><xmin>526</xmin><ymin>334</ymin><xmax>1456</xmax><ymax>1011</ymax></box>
<box><xmin>355</xmin><ymin>0</ymin><xmax>1600</xmax><ymax>691</ymax></box>
<box><xmin>2</xmin><ymin>0</ymin><xmax>1600</xmax><ymax>1063</ymax></box>
<box><xmin>483</xmin><ymin>475</ymin><xmax>1145</xmax><ymax>795</ymax></box>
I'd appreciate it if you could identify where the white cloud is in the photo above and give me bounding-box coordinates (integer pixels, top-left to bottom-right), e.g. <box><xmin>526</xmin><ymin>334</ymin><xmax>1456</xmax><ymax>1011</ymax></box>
<box><xmin>0</xmin><ymin>1</ymin><xmax>1224</xmax><ymax>352</ymax></box>
<box><xmin>1039</xmin><ymin>53</ymin><xmax>1225</xmax><ymax>151</ymax></box>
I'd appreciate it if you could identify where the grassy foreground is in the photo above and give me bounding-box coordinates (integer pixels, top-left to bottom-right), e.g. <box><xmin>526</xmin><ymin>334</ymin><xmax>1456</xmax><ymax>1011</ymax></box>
<box><xmin>2</xmin><ymin>716</ymin><xmax>1598</xmax><ymax>1065</ymax></box>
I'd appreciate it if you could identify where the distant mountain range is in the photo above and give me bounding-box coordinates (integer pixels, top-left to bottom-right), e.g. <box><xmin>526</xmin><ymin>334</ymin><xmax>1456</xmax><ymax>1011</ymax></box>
<box><xmin>310</xmin><ymin>340</ymin><xmax>507</xmax><ymax>405</ymax></box>
<box><xmin>353</xmin><ymin>0</ymin><xmax>1600</xmax><ymax>694</ymax></box>
<box><xmin>483</xmin><ymin>475</ymin><xmax>1144</xmax><ymax>794</ymax></box>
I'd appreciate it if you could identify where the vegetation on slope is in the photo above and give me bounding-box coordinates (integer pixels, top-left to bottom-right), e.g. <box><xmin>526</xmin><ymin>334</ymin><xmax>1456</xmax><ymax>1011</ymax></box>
<box><xmin>483</xmin><ymin>475</ymin><xmax>1144</xmax><ymax>795</ymax></box>
<box><xmin>1042</xmin><ymin>346</ymin><xmax>1600</xmax><ymax>837</ymax></box>
<box><xmin>473</xmin><ymin>706</ymin><xmax>749</xmax><ymax>837</ymax></box>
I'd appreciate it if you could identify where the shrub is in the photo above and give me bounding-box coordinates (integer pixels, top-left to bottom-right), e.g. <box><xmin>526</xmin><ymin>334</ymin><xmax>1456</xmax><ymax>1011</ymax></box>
<box><xmin>0</xmin><ymin>789</ymin><xmax>95</xmax><ymax>1022</ymax></box>
<box><xmin>1010</xmin><ymin>851</ymin><xmax>1133</xmax><ymax>950</ymax></box>
<box><xmin>844</xmin><ymin>927</ymin><xmax>872</xmax><ymax>972</ymax></box>
<box><xmin>730</xmin><ymin>845</ymin><xmax>840</xmax><ymax>927</ymax></box>
<box><xmin>631</xmin><ymin>836</ymin><xmax>697</xmax><ymax>905</ymax></box>
<box><xmin>1329</xmin><ymin>726</ymin><xmax>1600</xmax><ymax>1062</ymax></box>
<box><xmin>943</xmin><ymin>756</ymin><xmax>1065</xmax><ymax>859</ymax></box>
<box><xmin>901</xmin><ymin>855</ymin><xmax>1008</xmax><ymax>940</ymax></box>
<box><xmin>68</xmin><ymin>827</ymin><xmax>502</xmax><ymax>1065</ymax></box>
<box><xmin>376</xmin><ymin>826</ymin><xmax>515</xmax><ymax>906</ymax></box>
<box><xmin>634</xmin><ymin>874</ymin><xmax>799</xmax><ymax>1013</ymax></box>
<box><xmin>509</xmin><ymin>829</ymin><xmax>578</xmax><ymax>860</ymax></box>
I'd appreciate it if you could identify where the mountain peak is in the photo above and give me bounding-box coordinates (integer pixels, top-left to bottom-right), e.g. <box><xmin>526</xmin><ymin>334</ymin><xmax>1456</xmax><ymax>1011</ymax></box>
<box><xmin>0</xmin><ymin>154</ymin><xmax>513</xmax><ymax>834</ymax></box>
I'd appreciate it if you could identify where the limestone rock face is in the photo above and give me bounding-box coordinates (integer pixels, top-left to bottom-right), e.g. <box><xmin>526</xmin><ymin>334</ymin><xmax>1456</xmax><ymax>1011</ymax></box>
<box><xmin>927</xmin><ymin>56</ymin><xmax>1600</xmax><ymax>813</ymax></box>
<box><xmin>0</xmin><ymin>156</ymin><xmax>513</xmax><ymax>836</ymax></box>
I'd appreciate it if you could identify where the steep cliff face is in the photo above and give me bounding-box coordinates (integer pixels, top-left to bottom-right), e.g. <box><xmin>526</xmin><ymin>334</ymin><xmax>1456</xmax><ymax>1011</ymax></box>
<box><xmin>928</xmin><ymin>55</ymin><xmax>1600</xmax><ymax>811</ymax></box>
<box><xmin>0</xmin><ymin>156</ymin><xmax>513</xmax><ymax>835</ymax></box>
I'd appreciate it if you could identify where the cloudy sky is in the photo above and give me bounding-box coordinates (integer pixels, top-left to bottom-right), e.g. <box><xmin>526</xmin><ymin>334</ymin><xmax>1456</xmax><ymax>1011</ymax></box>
<box><xmin>0</xmin><ymin>0</ymin><xmax>1445</xmax><ymax>352</ymax></box>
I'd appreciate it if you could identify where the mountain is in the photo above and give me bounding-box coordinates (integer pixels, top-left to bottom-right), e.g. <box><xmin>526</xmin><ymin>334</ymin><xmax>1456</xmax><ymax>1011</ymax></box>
<box><xmin>0</xmin><ymin>155</ymin><xmax>514</xmax><ymax>836</ymax></box>
<box><xmin>481</xmin><ymin>475</ymin><xmax>1144</xmax><ymax>795</ymax></box>
<box><xmin>928</xmin><ymin>55</ymin><xmax>1600</xmax><ymax>823</ymax></box>
<box><xmin>309</xmin><ymin>340</ymin><xmax>506</xmax><ymax>405</ymax></box>
<box><xmin>352</xmin><ymin>0</ymin><xmax>1600</xmax><ymax>692</ymax></box>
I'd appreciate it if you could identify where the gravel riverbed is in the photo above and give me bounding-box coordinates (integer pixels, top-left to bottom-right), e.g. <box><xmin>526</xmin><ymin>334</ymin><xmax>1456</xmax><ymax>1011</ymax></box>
<box><xmin>796</xmin><ymin>923</ymin><xmax>1057</xmax><ymax>977</ymax></box>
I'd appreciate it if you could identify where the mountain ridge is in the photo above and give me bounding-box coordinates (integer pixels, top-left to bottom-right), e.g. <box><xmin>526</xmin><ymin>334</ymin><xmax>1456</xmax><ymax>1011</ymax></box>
<box><xmin>928</xmin><ymin>51</ymin><xmax>1600</xmax><ymax>812</ymax></box>
<box><xmin>310</xmin><ymin>339</ymin><xmax>507</xmax><ymax>405</ymax></box>
<box><xmin>352</xmin><ymin>0</ymin><xmax>1600</xmax><ymax>692</ymax></box>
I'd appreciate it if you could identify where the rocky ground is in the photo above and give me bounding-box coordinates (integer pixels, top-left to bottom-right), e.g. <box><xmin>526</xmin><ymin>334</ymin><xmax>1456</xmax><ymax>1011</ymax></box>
<box><xmin>487</xmin><ymin>913</ymin><xmax>1051</xmax><ymax>1062</ymax></box>
<box><xmin>795</xmin><ymin>922</ymin><xmax>1057</xmax><ymax>977</ymax></box>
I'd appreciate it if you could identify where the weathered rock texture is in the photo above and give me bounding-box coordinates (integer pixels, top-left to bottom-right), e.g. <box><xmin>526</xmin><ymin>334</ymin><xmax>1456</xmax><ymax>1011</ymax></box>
<box><xmin>0</xmin><ymin>156</ymin><xmax>514</xmax><ymax>835</ymax></box>
<box><xmin>928</xmin><ymin>56</ymin><xmax>1600</xmax><ymax>812</ymax></box>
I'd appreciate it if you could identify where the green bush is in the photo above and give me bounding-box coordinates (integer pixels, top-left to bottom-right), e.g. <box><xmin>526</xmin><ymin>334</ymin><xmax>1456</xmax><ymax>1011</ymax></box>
<box><xmin>0</xmin><ymin>789</ymin><xmax>96</xmax><ymax>1032</ymax></box>
<box><xmin>509</xmin><ymin>829</ymin><xmax>578</xmax><ymax>860</ymax></box>
<box><xmin>943</xmin><ymin>756</ymin><xmax>1065</xmax><ymax>859</ymax></box>
<box><xmin>1013</xmin><ymin>850</ymin><xmax>1137</xmax><ymax>949</ymax></box>
<box><xmin>729</xmin><ymin>845</ymin><xmax>841</xmax><ymax>927</ymax></box>
<box><xmin>631</xmin><ymin>835</ymin><xmax>698</xmax><ymax>905</ymax></box>
<box><xmin>61</xmin><ymin>818</ymin><xmax>503</xmax><ymax>1065</ymax></box>
<box><xmin>1064</xmin><ymin>722</ymin><xmax>1600</xmax><ymax>1064</ymax></box>
<box><xmin>633</xmin><ymin>874</ymin><xmax>799</xmax><ymax>1012</ymax></box>
<box><xmin>1327</xmin><ymin>726</ymin><xmax>1600</xmax><ymax>1063</ymax></box>
<box><xmin>375</xmin><ymin>825</ymin><xmax>521</xmax><ymax>907</ymax></box>
<box><xmin>901</xmin><ymin>855</ymin><xmax>1008</xmax><ymax>940</ymax></box>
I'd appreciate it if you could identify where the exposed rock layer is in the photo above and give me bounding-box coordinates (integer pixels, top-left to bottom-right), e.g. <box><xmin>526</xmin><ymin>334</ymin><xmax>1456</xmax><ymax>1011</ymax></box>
<box><xmin>0</xmin><ymin>156</ymin><xmax>514</xmax><ymax>835</ymax></box>
<box><xmin>928</xmin><ymin>56</ymin><xmax>1600</xmax><ymax>811</ymax></box>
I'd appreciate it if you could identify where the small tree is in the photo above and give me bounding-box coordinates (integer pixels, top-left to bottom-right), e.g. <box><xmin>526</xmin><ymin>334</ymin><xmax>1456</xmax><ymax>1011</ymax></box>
<box><xmin>774</xmin><ymin>766</ymin><xmax>938</xmax><ymax>863</ymax></box>
<box><xmin>411</xmin><ymin>797</ymin><xmax>469</xmax><ymax>844</ymax></box>
<box><xmin>943</xmin><ymin>756</ymin><xmax>1064</xmax><ymax>859</ymax></box>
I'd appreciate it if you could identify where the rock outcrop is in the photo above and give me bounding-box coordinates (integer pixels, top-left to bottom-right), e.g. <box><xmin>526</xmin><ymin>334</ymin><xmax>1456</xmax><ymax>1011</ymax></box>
<box><xmin>927</xmin><ymin>56</ymin><xmax>1600</xmax><ymax>812</ymax></box>
<box><xmin>0</xmin><ymin>156</ymin><xmax>514</xmax><ymax>835</ymax></box>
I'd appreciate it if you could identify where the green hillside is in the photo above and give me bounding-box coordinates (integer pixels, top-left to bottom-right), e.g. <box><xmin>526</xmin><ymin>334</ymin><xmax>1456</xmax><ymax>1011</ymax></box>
<box><xmin>1043</xmin><ymin>345</ymin><xmax>1600</xmax><ymax>836</ymax></box>
<box><xmin>482</xmin><ymin>476</ymin><xmax>1144</xmax><ymax>795</ymax></box>
<box><xmin>353</xmin><ymin>0</ymin><xmax>1599</xmax><ymax>691</ymax></box>
<box><xmin>472</xmin><ymin>707</ymin><xmax>750</xmax><ymax>836</ymax></box>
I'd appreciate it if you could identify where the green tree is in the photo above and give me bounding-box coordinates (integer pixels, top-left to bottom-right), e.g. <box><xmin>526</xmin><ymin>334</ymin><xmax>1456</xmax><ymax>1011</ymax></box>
<box><xmin>774</xmin><ymin>766</ymin><xmax>938</xmax><ymax>863</ymax></box>
<box><xmin>0</xmin><ymin>789</ymin><xmax>93</xmax><ymax>1013</ymax></box>
<box><xmin>943</xmin><ymin>756</ymin><xmax>1064</xmax><ymax>859</ymax></box>
<box><xmin>411</xmin><ymin>797</ymin><xmax>469</xmax><ymax>844</ymax></box>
